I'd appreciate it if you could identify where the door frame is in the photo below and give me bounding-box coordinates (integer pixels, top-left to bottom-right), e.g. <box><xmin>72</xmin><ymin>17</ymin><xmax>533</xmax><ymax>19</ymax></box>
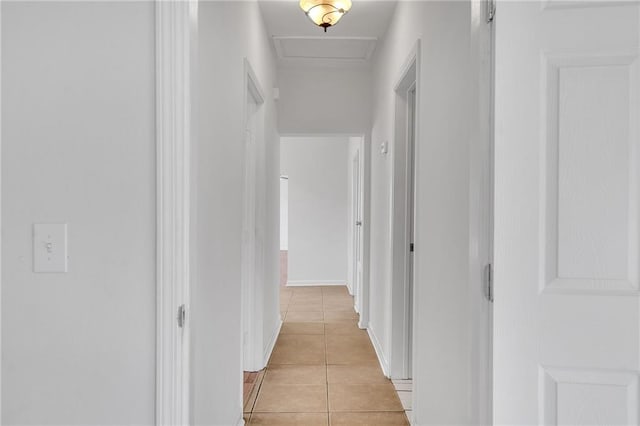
<box><xmin>0</xmin><ymin>2</ymin><xmax>3</xmax><ymax>421</ymax></box>
<box><xmin>469</xmin><ymin>0</ymin><xmax>494</xmax><ymax>422</ymax></box>
<box><xmin>349</xmin><ymin>145</ymin><xmax>363</xmax><ymax>307</ymax></box>
<box><xmin>156</xmin><ymin>1</ymin><xmax>196</xmax><ymax>424</ymax></box>
<box><xmin>388</xmin><ymin>41</ymin><xmax>420</xmax><ymax>380</ymax></box>
<box><xmin>240</xmin><ymin>58</ymin><xmax>268</xmax><ymax>372</ymax></box>
<box><xmin>279</xmin><ymin>132</ymin><xmax>371</xmax><ymax>328</ymax></box>
<box><xmin>347</xmin><ymin>137</ymin><xmax>366</xmax><ymax>316</ymax></box>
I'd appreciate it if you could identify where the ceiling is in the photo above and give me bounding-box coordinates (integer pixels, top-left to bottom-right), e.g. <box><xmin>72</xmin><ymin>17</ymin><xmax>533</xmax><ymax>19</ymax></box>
<box><xmin>258</xmin><ymin>0</ymin><xmax>398</xmax><ymax>65</ymax></box>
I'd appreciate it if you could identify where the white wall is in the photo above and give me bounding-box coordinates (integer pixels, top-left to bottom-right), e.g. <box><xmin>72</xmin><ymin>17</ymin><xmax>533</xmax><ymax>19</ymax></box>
<box><xmin>277</xmin><ymin>66</ymin><xmax>372</xmax><ymax>135</ymax></box>
<box><xmin>369</xmin><ymin>1</ymin><xmax>486</xmax><ymax>424</ymax></box>
<box><xmin>281</xmin><ymin>137</ymin><xmax>349</xmax><ymax>284</ymax></box>
<box><xmin>2</xmin><ymin>2</ymin><xmax>156</xmax><ymax>424</ymax></box>
<box><xmin>193</xmin><ymin>2</ymin><xmax>280</xmax><ymax>424</ymax></box>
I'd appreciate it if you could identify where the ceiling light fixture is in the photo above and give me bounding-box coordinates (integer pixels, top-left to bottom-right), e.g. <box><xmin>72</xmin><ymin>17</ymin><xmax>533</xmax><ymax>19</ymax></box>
<box><xmin>299</xmin><ymin>0</ymin><xmax>352</xmax><ymax>33</ymax></box>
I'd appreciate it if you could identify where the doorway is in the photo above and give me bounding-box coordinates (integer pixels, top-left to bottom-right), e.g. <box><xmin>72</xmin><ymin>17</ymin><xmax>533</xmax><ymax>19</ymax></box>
<box><xmin>279</xmin><ymin>176</ymin><xmax>289</xmax><ymax>287</ymax></box>
<box><xmin>389</xmin><ymin>44</ymin><xmax>418</xmax><ymax>380</ymax></box>
<box><xmin>349</xmin><ymin>137</ymin><xmax>365</xmax><ymax>315</ymax></box>
<box><xmin>241</xmin><ymin>60</ymin><xmax>267</xmax><ymax>373</ymax></box>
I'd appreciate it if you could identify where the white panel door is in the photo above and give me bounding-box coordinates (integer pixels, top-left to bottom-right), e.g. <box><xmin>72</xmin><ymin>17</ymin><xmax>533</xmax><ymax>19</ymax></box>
<box><xmin>495</xmin><ymin>1</ymin><xmax>640</xmax><ymax>424</ymax></box>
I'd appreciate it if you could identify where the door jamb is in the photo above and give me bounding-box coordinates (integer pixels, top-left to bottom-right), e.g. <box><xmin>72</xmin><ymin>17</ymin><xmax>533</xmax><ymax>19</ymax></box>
<box><xmin>468</xmin><ymin>1</ymin><xmax>494</xmax><ymax>422</ymax></box>
<box><xmin>388</xmin><ymin>41</ymin><xmax>420</xmax><ymax>380</ymax></box>
<box><xmin>156</xmin><ymin>1</ymin><xmax>195</xmax><ymax>424</ymax></box>
<box><xmin>347</xmin><ymin>137</ymin><xmax>365</xmax><ymax>316</ymax></box>
<box><xmin>0</xmin><ymin>2</ymin><xmax>3</xmax><ymax>421</ymax></box>
<box><xmin>241</xmin><ymin>58</ymin><xmax>268</xmax><ymax>373</ymax></box>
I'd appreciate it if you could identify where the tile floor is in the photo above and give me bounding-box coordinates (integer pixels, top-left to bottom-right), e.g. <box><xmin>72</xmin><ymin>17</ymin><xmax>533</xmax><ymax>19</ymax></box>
<box><xmin>243</xmin><ymin>285</ymin><xmax>409</xmax><ymax>425</ymax></box>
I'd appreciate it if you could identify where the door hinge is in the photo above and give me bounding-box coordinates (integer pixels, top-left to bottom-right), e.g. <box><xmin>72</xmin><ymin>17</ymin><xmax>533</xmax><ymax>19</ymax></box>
<box><xmin>487</xmin><ymin>0</ymin><xmax>496</xmax><ymax>23</ymax></box>
<box><xmin>483</xmin><ymin>263</ymin><xmax>494</xmax><ymax>302</ymax></box>
<box><xmin>177</xmin><ymin>304</ymin><xmax>186</xmax><ymax>328</ymax></box>
<box><xmin>410</xmin><ymin>243</ymin><xmax>415</xmax><ymax>253</ymax></box>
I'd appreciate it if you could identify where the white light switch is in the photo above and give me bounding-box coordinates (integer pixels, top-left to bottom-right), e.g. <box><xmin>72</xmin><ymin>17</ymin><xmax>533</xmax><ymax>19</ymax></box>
<box><xmin>33</xmin><ymin>224</ymin><xmax>68</xmax><ymax>273</ymax></box>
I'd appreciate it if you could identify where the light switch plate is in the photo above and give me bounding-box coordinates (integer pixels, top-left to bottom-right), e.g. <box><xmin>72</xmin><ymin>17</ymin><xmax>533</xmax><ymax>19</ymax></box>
<box><xmin>33</xmin><ymin>224</ymin><xmax>68</xmax><ymax>273</ymax></box>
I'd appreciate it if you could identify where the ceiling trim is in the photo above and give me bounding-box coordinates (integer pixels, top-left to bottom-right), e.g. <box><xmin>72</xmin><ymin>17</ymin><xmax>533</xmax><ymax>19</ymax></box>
<box><xmin>272</xmin><ymin>36</ymin><xmax>378</xmax><ymax>62</ymax></box>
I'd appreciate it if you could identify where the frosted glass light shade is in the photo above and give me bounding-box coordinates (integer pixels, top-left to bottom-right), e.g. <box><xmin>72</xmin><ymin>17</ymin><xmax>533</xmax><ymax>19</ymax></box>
<box><xmin>299</xmin><ymin>0</ymin><xmax>353</xmax><ymax>32</ymax></box>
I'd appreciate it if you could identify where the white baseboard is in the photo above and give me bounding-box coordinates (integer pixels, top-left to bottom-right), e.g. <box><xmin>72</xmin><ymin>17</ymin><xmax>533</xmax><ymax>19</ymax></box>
<box><xmin>263</xmin><ymin>319</ymin><xmax>282</xmax><ymax>366</ymax></box>
<box><xmin>286</xmin><ymin>280</ymin><xmax>346</xmax><ymax>287</ymax></box>
<box><xmin>346</xmin><ymin>281</ymin><xmax>354</xmax><ymax>295</ymax></box>
<box><xmin>367</xmin><ymin>325</ymin><xmax>390</xmax><ymax>377</ymax></box>
<box><xmin>358</xmin><ymin>314</ymin><xmax>369</xmax><ymax>330</ymax></box>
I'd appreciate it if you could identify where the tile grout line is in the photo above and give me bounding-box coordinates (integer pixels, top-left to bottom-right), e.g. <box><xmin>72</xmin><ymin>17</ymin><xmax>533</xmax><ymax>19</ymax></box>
<box><xmin>248</xmin><ymin>297</ymin><xmax>291</xmax><ymax>422</ymax></box>
<box><xmin>323</xmin><ymin>288</ymin><xmax>330</xmax><ymax>425</ymax></box>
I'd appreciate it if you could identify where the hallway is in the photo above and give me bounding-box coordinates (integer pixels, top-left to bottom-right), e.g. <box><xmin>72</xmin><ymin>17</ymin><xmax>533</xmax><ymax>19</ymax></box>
<box><xmin>243</xmin><ymin>285</ymin><xmax>409</xmax><ymax>425</ymax></box>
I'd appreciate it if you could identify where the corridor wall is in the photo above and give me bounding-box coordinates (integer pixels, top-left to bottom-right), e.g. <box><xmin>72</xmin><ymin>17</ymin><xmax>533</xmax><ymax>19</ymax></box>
<box><xmin>368</xmin><ymin>1</ymin><xmax>485</xmax><ymax>424</ymax></box>
<box><xmin>2</xmin><ymin>2</ymin><xmax>156</xmax><ymax>423</ymax></box>
<box><xmin>194</xmin><ymin>2</ymin><xmax>280</xmax><ymax>424</ymax></box>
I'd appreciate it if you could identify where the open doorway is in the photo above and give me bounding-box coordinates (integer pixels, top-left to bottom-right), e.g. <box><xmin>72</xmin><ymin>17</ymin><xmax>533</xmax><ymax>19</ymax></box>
<box><xmin>241</xmin><ymin>59</ymin><xmax>267</xmax><ymax>374</ymax></box>
<box><xmin>280</xmin><ymin>136</ymin><xmax>352</xmax><ymax>289</ymax></box>
<box><xmin>389</xmin><ymin>44</ymin><xmax>418</xmax><ymax>382</ymax></box>
<box><xmin>279</xmin><ymin>175</ymin><xmax>288</xmax><ymax>288</ymax></box>
<box><xmin>348</xmin><ymin>137</ymin><xmax>365</xmax><ymax>318</ymax></box>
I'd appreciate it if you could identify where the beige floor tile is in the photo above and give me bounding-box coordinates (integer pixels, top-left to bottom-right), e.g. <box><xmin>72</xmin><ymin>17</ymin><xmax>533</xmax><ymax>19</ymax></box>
<box><xmin>243</xmin><ymin>413</ymin><xmax>251</xmax><ymax>423</ymax></box>
<box><xmin>280</xmin><ymin>322</ymin><xmax>324</xmax><ymax>335</ymax></box>
<box><xmin>323</xmin><ymin>294</ymin><xmax>354</xmax><ymax>302</ymax></box>
<box><xmin>329</xmin><ymin>412</ymin><xmax>409</xmax><ymax>425</ymax></box>
<box><xmin>263</xmin><ymin>364</ymin><xmax>327</xmax><ymax>385</ymax></box>
<box><xmin>287</xmin><ymin>302</ymin><xmax>323</xmax><ymax>312</ymax></box>
<box><xmin>326</xmin><ymin>349</ymin><xmax>378</xmax><ymax>365</ymax></box>
<box><xmin>292</xmin><ymin>287</ymin><xmax>322</xmax><ymax>295</ymax></box>
<box><xmin>326</xmin><ymin>334</ymin><xmax>378</xmax><ymax>365</ymax></box>
<box><xmin>270</xmin><ymin>334</ymin><xmax>326</xmax><ymax>364</ymax></box>
<box><xmin>323</xmin><ymin>303</ymin><xmax>355</xmax><ymax>312</ymax></box>
<box><xmin>280</xmin><ymin>297</ymin><xmax>293</xmax><ymax>305</ymax></box>
<box><xmin>324</xmin><ymin>322</ymin><xmax>366</xmax><ymax>335</ymax></box>
<box><xmin>322</xmin><ymin>302</ymin><xmax>354</xmax><ymax>309</ymax></box>
<box><xmin>326</xmin><ymin>333</ymin><xmax>372</xmax><ymax>346</ymax></box>
<box><xmin>249</xmin><ymin>413</ymin><xmax>328</xmax><ymax>425</ymax></box>
<box><xmin>254</xmin><ymin>384</ymin><xmax>328</xmax><ymax>412</ymax></box>
<box><xmin>321</xmin><ymin>286</ymin><xmax>349</xmax><ymax>294</ymax></box>
<box><xmin>323</xmin><ymin>295</ymin><xmax>354</xmax><ymax>304</ymax></box>
<box><xmin>290</xmin><ymin>294</ymin><xmax>323</xmax><ymax>303</ymax></box>
<box><xmin>328</xmin><ymin>384</ymin><xmax>404</xmax><ymax>412</ymax></box>
<box><xmin>327</xmin><ymin>365</ymin><xmax>389</xmax><ymax>384</ymax></box>
<box><xmin>285</xmin><ymin>311</ymin><xmax>324</xmax><ymax>323</ymax></box>
<box><xmin>273</xmin><ymin>333</ymin><xmax>326</xmax><ymax>348</ymax></box>
<box><xmin>323</xmin><ymin>311</ymin><xmax>359</xmax><ymax>323</ymax></box>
